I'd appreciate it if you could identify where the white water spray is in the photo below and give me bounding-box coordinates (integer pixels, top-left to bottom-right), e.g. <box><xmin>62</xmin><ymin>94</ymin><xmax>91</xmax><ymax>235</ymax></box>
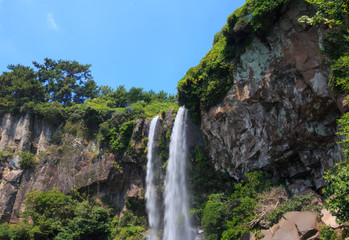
<box><xmin>163</xmin><ymin>107</ymin><xmax>194</xmax><ymax>240</ymax></box>
<box><xmin>145</xmin><ymin>116</ymin><xmax>160</xmax><ymax>240</ymax></box>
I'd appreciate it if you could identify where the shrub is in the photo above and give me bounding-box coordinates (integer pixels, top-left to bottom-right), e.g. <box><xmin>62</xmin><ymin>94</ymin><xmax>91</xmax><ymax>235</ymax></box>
<box><xmin>263</xmin><ymin>193</ymin><xmax>320</xmax><ymax>227</ymax></box>
<box><xmin>201</xmin><ymin>171</ymin><xmax>271</xmax><ymax>240</ymax></box>
<box><xmin>201</xmin><ymin>194</ymin><xmax>229</xmax><ymax>240</ymax></box>
<box><xmin>33</xmin><ymin>101</ymin><xmax>66</xmax><ymax>126</ymax></box>
<box><xmin>18</xmin><ymin>151</ymin><xmax>37</xmax><ymax>169</ymax></box>
<box><xmin>110</xmin><ymin>212</ymin><xmax>146</xmax><ymax>240</ymax></box>
<box><xmin>329</xmin><ymin>56</ymin><xmax>349</xmax><ymax>95</ymax></box>
<box><xmin>109</xmin><ymin>121</ymin><xmax>136</xmax><ymax>154</ymax></box>
<box><xmin>0</xmin><ymin>224</ymin><xmax>10</xmax><ymax>240</ymax></box>
<box><xmin>0</xmin><ymin>148</ymin><xmax>15</xmax><ymax>162</ymax></box>
<box><xmin>323</xmin><ymin>160</ymin><xmax>349</xmax><ymax>223</ymax></box>
<box><xmin>20</xmin><ymin>189</ymin><xmax>114</xmax><ymax>239</ymax></box>
<box><xmin>319</xmin><ymin>226</ymin><xmax>338</xmax><ymax>240</ymax></box>
<box><xmin>190</xmin><ymin>145</ymin><xmax>231</xmax><ymax>219</ymax></box>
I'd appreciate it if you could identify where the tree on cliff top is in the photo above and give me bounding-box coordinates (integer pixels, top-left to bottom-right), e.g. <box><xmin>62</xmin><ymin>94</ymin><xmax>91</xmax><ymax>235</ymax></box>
<box><xmin>33</xmin><ymin>58</ymin><xmax>99</xmax><ymax>105</ymax></box>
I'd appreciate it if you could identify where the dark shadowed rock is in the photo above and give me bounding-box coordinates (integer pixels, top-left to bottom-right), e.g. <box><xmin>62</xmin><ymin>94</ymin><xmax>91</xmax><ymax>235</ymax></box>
<box><xmin>240</xmin><ymin>232</ymin><xmax>256</xmax><ymax>240</ymax></box>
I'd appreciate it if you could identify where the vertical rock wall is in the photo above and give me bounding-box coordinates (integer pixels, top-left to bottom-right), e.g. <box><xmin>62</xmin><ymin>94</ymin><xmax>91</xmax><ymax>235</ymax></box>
<box><xmin>0</xmin><ymin>110</ymin><xmax>177</xmax><ymax>224</ymax></box>
<box><xmin>201</xmin><ymin>0</ymin><xmax>344</xmax><ymax>189</ymax></box>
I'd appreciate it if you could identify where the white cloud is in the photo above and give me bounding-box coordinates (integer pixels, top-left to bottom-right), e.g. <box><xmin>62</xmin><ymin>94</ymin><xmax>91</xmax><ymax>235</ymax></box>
<box><xmin>47</xmin><ymin>13</ymin><xmax>58</xmax><ymax>30</ymax></box>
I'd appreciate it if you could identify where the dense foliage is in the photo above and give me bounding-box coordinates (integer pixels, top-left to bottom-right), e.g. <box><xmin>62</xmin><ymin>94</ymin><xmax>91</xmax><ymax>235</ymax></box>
<box><xmin>299</xmin><ymin>0</ymin><xmax>348</xmax><ymax>26</ymax></box>
<box><xmin>0</xmin><ymin>59</ymin><xmax>176</xmax><ymax>120</ymax></box>
<box><xmin>263</xmin><ymin>193</ymin><xmax>321</xmax><ymax>227</ymax></box>
<box><xmin>0</xmin><ymin>58</ymin><xmax>177</xmax><ymax>156</ymax></box>
<box><xmin>323</xmin><ymin>160</ymin><xmax>349</xmax><ymax>223</ymax></box>
<box><xmin>0</xmin><ymin>189</ymin><xmax>112</xmax><ymax>240</ymax></box>
<box><xmin>0</xmin><ymin>189</ymin><xmax>147</xmax><ymax>240</ymax></box>
<box><xmin>201</xmin><ymin>171</ymin><xmax>271</xmax><ymax>240</ymax></box>
<box><xmin>177</xmin><ymin>0</ymin><xmax>290</xmax><ymax>123</ymax></box>
<box><xmin>18</xmin><ymin>151</ymin><xmax>37</xmax><ymax>169</ymax></box>
<box><xmin>190</xmin><ymin>145</ymin><xmax>232</xmax><ymax>220</ymax></box>
<box><xmin>319</xmin><ymin>226</ymin><xmax>338</xmax><ymax>240</ymax></box>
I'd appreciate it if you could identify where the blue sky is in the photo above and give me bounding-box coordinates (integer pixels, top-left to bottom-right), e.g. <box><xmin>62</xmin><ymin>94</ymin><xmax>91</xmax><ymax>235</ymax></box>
<box><xmin>0</xmin><ymin>0</ymin><xmax>245</xmax><ymax>94</ymax></box>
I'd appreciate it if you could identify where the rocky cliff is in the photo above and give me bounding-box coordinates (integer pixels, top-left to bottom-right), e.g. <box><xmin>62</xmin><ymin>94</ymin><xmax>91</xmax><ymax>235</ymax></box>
<box><xmin>199</xmin><ymin>0</ymin><xmax>344</xmax><ymax>189</ymax></box>
<box><xmin>0</xmin><ymin>110</ymin><xmax>176</xmax><ymax>224</ymax></box>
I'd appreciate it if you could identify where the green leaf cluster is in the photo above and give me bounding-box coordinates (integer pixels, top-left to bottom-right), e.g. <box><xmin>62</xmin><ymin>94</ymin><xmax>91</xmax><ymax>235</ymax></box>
<box><xmin>330</xmin><ymin>55</ymin><xmax>349</xmax><ymax>94</ymax></box>
<box><xmin>18</xmin><ymin>151</ymin><xmax>37</xmax><ymax>170</ymax></box>
<box><xmin>109</xmin><ymin>210</ymin><xmax>146</xmax><ymax>240</ymax></box>
<box><xmin>0</xmin><ymin>148</ymin><xmax>15</xmax><ymax>162</ymax></box>
<box><xmin>201</xmin><ymin>171</ymin><xmax>271</xmax><ymax>240</ymax></box>
<box><xmin>0</xmin><ymin>189</ymin><xmax>113</xmax><ymax>240</ymax></box>
<box><xmin>109</xmin><ymin>121</ymin><xmax>136</xmax><ymax>154</ymax></box>
<box><xmin>190</xmin><ymin>146</ymin><xmax>231</xmax><ymax>219</ymax></box>
<box><xmin>319</xmin><ymin>225</ymin><xmax>338</xmax><ymax>240</ymax></box>
<box><xmin>263</xmin><ymin>193</ymin><xmax>320</xmax><ymax>227</ymax></box>
<box><xmin>0</xmin><ymin>58</ymin><xmax>177</xmax><ymax>145</ymax></box>
<box><xmin>323</xmin><ymin>160</ymin><xmax>349</xmax><ymax>223</ymax></box>
<box><xmin>299</xmin><ymin>0</ymin><xmax>348</xmax><ymax>26</ymax></box>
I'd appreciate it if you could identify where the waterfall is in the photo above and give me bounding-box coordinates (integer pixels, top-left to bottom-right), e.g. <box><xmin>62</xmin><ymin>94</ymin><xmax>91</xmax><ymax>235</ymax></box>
<box><xmin>145</xmin><ymin>116</ymin><xmax>160</xmax><ymax>240</ymax></box>
<box><xmin>163</xmin><ymin>107</ymin><xmax>194</xmax><ymax>240</ymax></box>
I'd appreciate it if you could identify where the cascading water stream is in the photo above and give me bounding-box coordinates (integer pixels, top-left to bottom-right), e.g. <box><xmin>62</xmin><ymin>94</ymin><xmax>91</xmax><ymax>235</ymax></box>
<box><xmin>145</xmin><ymin>116</ymin><xmax>160</xmax><ymax>240</ymax></box>
<box><xmin>163</xmin><ymin>107</ymin><xmax>194</xmax><ymax>240</ymax></box>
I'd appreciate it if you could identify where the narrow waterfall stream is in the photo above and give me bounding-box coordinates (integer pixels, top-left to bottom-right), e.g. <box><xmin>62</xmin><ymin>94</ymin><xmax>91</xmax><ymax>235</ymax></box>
<box><xmin>145</xmin><ymin>116</ymin><xmax>160</xmax><ymax>240</ymax></box>
<box><xmin>163</xmin><ymin>107</ymin><xmax>194</xmax><ymax>240</ymax></box>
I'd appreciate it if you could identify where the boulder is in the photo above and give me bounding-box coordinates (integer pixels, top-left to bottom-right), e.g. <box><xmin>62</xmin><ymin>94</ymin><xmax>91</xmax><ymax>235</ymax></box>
<box><xmin>261</xmin><ymin>212</ymin><xmax>321</xmax><ymax>240</ymax></box>
<box><xmin>321</xmin><ymin>209</ymin><xmax>341</xmax><ymax>229</ymax></box>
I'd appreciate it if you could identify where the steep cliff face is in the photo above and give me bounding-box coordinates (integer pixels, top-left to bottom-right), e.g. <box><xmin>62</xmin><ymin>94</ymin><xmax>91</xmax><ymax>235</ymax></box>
<box><xmin>201</xmin><ymin>0</ymin><xmax>343</xmax><ymax>188</ymax></box>
<box><xmin>0</xmin><ymin>110</ymin><xmax>176</xmax><ymax>223</ymax></box>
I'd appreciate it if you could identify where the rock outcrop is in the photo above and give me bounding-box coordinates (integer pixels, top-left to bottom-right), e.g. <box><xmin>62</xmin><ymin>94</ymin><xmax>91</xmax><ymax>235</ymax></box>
<box><xmin>0</xmin><ymin>110</ymin><xmax>176</xmax><ymax>223</ymax></box>
<box><xmin>261</xmin><ymin>212</ymin><xmax>321</xmax><ymax>240</ymax></box>
<box><xmin>201</xmin><ymin>0</ymin><xmax>344</xmax><ymax>188</ymax></box>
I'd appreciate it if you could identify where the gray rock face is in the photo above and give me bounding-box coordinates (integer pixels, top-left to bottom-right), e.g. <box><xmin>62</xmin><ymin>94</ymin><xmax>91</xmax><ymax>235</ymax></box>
<box><xmin>0</xmin><ymin>110</ymin><xmax>176</xmax><ymax>223</ymax></box>
<box><xmin>201</xmin><ymin>0</ymin><xmax>343</xmax><ymax>187</ymax></box>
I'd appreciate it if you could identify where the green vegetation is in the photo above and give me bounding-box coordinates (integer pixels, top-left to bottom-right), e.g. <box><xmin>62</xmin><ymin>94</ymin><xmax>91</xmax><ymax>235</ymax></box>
<box><xmin>110</xmin><ymin>212</ymin><xmax>146</xmax><ymax>240</ymax></box>
<box><xmin>319</xmin><ymin>225</ymin><xmax>338</xmax><ymax>240</ymax></box>
<box><xmin>0</xmin><ymin>148</ymin><xmax>15</xmax><ymax>163</ymax></box>
<box><xmin>0</xmin><ymin>189</ymin><xmax>148</xmax><ymax>240</ymax></box>
<box><xmin>299</xmin><ymin>0</ymin><xmax>348</xmax><ymax>26</ymax></box>
<box><xmin>197</xmin><ymin>169</ymin><xmax>323</xmax><ymax>240</ymax></box>
<box><xmin>0</xmin><ymin>189</ymin><xmax>112</xmax><ymax>240</ymax></box>
<box><xmin>330</xmin><ymin>55</ymin><xmax>349</xmax><ymax>94</ymax></box>
<box><xmin>0</xmin><ymin>58</ymin><xmax>177</xmax><ymax>157</ymax></box>
<box><xmin>301</xmin><ymin>0</ymin><xmax>349</xmax><ymax>228</ymax></box>
<box><xmin>263</xmin><ymin>193</ymin><xmax>321</xmax><ymax>227</ymax></box>
<box><xmin>109</xmin><ymin>121</ymin><xmax>137</xmax><ymax>154</ymax></box>
<box><xmin>323</xmin><ymin>160</ymin><xmax>349</xmax><ymax>223</ymax></box>
<box><xmin>190</xmin><ymin>145</ymin><xmax>232</xmax><ymax>219</ymax></box>
<box><xmin>201</xmin><ymin>171</ymin><xmax>272</xmax><ymax>240</ymax></box>
<box><xmin>177</xmin><ymin>0</ymin><xmax>290</xmax><ymax>122</ymax></box>
<box><xmin>18</xmin><ymin>151</ymin><xmax>37</xmax><ymax>169</ymax></box>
